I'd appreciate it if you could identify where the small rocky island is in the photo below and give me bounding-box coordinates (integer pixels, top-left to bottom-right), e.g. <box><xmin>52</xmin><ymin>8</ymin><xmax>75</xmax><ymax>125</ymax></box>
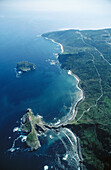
<box><xmin>16</xmin><ymin>61</ymin><xmax>36</xmax><ymax>73</ymax></box>
<box><xmin>21</xmin><ymin>108</ymin><xmax>46</xmax><ymax>151</ymax></box>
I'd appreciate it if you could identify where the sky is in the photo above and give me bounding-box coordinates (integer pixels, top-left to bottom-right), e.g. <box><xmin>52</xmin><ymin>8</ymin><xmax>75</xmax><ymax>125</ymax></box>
<box><xmin>1</xmin><ymin>0</ymin><xmax>111</xmax><ymax>13</ymax></box>
<box><xmin>0</xmin><ymin>0</ymin><xmax>111</xmax><ymax>30</ymax></box>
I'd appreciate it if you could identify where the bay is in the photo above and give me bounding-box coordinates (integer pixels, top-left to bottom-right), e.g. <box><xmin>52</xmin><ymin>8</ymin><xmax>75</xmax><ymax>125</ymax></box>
<box><xmin>0</xmin><ymin>13</ymin><xmax>82</xmax><ymax>170</ymax></box>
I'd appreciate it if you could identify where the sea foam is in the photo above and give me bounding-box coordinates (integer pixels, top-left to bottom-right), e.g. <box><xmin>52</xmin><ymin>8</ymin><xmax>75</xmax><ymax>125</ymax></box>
<box><xmin>44</xmin><ymin>165</ymin><xmax>49</xmax><ymax>170</ymax></box>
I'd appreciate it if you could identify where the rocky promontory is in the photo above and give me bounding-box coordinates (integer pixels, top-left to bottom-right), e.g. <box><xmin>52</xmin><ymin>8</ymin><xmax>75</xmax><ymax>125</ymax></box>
<box><xmin>21</xmin><ymin>108</ymin><xmax>46</xmax><ymax>151</ymax></box>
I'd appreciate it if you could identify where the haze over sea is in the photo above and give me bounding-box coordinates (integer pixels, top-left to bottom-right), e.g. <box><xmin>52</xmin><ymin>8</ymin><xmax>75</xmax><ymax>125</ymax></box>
<box><xmin>0</xmin><ymin>0</ymin><xmax>111</xmax><ymax>170</ymax></box>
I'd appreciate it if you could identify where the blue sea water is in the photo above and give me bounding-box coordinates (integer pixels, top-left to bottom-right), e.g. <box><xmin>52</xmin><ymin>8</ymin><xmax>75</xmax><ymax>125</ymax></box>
<box><xmin>0</xmin><ymin>13</ymin><xmax>82</xmax><ymax>170</ymax></box>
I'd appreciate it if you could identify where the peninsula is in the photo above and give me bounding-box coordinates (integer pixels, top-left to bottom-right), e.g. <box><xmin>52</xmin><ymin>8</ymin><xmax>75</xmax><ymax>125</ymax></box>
<box><xmin>42</xmin><ymin>29</ymin><xmax>111</xmax><ymax>170</ymax></box>
<box><xmin>21</xmin><ymin>108</ymin><xmax>46</xmax><ymax>151</ymax></box>
<box><xmin>16</xmin><ymin>61</ymin><xmax>36</xmax><ymax>73</ymax></box>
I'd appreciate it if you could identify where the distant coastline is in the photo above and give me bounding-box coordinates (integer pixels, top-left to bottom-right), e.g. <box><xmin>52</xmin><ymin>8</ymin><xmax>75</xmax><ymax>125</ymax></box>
<box><xmin>58</xmin><ymin>27</ymin><xmax>111</xmax><ymax>31</ymax></box>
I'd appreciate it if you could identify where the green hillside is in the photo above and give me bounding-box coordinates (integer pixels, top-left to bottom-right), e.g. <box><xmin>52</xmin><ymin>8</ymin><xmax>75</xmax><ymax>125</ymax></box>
<box><xmin>42</xmin><ymin>29</ymin><xmax>111</xmax><ymax>170</ymax></box>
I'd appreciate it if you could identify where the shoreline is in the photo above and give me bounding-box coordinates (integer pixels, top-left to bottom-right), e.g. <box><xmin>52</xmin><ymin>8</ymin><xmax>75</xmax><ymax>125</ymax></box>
<box><xmin>44</xmin><ymin>37</ymin><xmax>64</xmax><ymax>53</ymax></box>
<box><xmin>43</xmin><ymin>35</ymin><xmax>85</xmax><ymax>166</ymax></box>
<box><xmin>43</xmin><ymin>35</ymin><xmax>84</xmax><ymax>124</ymax></box>
<box><xmin>67</xmin><ymin>70</ymin><xmax>85</xmax><ymax>123</ymax></box>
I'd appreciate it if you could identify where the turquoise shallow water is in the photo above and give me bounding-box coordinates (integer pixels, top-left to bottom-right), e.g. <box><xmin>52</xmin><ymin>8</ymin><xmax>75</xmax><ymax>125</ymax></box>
<box><xmin>0</xmin><ymin>14</ymin><xmax>82</xmax><ymax>170</ymax></box>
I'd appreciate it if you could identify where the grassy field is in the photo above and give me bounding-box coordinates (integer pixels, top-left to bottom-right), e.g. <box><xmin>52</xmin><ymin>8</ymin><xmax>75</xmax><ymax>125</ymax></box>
<box><xmin>42</xmin><ymin>29</ymin><xmax>111</xmax><ymax>170</ymax></box>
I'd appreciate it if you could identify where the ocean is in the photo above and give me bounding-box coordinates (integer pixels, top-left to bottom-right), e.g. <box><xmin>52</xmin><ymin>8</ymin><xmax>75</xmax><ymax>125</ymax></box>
<box><xmin>0</xmin><ymin>12</ymin><xmax>82</xmax><ymax>170</ymax></box>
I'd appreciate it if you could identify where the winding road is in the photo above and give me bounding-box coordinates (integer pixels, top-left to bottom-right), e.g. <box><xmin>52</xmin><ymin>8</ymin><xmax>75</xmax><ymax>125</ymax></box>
<box><xmin>73</xmin><ymin>31</ymin><xmax>110</xmax><ymax>123</ymax></box>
